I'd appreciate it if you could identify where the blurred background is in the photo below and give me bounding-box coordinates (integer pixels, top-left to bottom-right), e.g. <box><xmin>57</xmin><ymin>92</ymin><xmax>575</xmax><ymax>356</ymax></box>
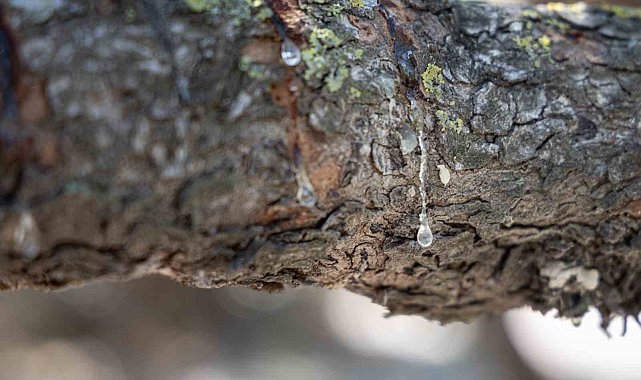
<box><xmin>0</xmin><ymin>277</ymin><xmax>640</xmax><ymax>380</ymax></box>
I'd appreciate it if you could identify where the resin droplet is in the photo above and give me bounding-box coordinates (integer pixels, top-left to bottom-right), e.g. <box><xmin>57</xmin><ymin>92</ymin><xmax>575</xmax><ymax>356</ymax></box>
<box><xmin>297</xmin><ymin>182</ymin><xmax>316</xmax><ymax>208</ymax></box>
<box><xmin>571</xmin><ymin>317</ymin><xmax>582</xmax><ymax>327</ymax></box>
<box><xmin>416</xmin><ymin>119</ymin><xmax>434</xmax><ymax>248</ymax></box>
<box><xmin>398</xmin><ymin>124</ymin><xmax>417</xmax><ymax>155</ymax></box>
<box><xmin>14</xmin><ymin>211</ymin><xmax>41</xmax><ymax>259</ymax></box>
<box><xmin>295</xmin><ymin>164</ymin><xmax>317</xmax><ymax>208</ymax></box>
<box><xmin>417</xmin><ymin>212</ymin><xmax>433</xmax><ymax>247</ymax></box>
<box><xmin>436</xmin><ymin>164</ymin><xmax>451</xmax><ymax>186</ymax></box>
<box><xmin>281</xmin><ymin>38</ymin><xmax>301</xmax><ymax>67</ymax></box>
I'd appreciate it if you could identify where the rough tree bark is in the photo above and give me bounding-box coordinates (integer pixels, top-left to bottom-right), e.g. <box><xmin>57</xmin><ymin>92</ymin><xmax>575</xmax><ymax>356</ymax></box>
<box><xmin>1</xmin><ymin>0</ymin><xmax>640</xmax><ymax>329</ymax></box>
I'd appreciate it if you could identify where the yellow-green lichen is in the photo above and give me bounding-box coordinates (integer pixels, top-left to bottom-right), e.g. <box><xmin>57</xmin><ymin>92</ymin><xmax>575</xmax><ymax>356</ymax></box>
<box><xmin>327</xmin><ymin>4</ymin><xmax>345</xmax><ymax>16</ymax></box>
<box><xmin>521</xmin><ymin>9</ymin><xmax>540</xmax><ymax>19</ymax></box>
<box><xmin>309</xmin><ymin>28</ymin><xmax>343</xmax><ymax>48</ymax></box>
<box><xmin>302</xmin><ymin>28</ymin><xmax>342</xmax><ymax>81</ymax></box>
<box><xmin>421</xmin><ymin>64</ymin><xmax>444</xmax><ymax>101</ymax></box>
<box><xmin>515</xmin><ymin>35</ymin><xmax>551</xmax><ymax>50</ymax></box>
<box><xmin>538</xmin><ymin>35</ymin><xmax>551</xmax><ymax>49</ymax></box>
<box><xmin>436</xmin><ymin>110</ymin><xmax>463</xmax><ymax>134</ymax></box>
<box><xmin>255</xmin><ymin>6</ymin><xmax>273</xmax><ymax>20</ymax></box>
<box><xmin>302</xmin><ymin>28</ymin><xmax>361</xmax><ymax>93</ymax></box>
<box><xmin>520</xmin><ymin>7</ymin><xmax>570</xmax><ymax>32</ymax></box>
<box><xmin>544</xmin><ymin>18</ymin><xmax>570</xmax><ymax>32</ymax></box>
<box><xmin>514</xmin><ymin>36</ymin><xmax>534</xmax><ymax>50</ymax></box>
<box><xmin>349</xmin><ymin>86</ymin><xmax>362</xmax><ymax>98</ymax></box>
<box><xmin>185</xmin><ymin>0</ymin><xmax>218</xmax><ymax>12</ymax></box>
<box><xmin>546</xmin><ymin>2</ymin><xmax>586</xmax><ymax>14</ymax></box>
<box><xmin>326</xmin><ymin>67</ymin><xmax>349</xmax><ymax>93</ymax></box>
<box><xmin>303</xmin><ymin>0</ymin><xmax>347</xmax><ymax>16</ymax></box>
<box><xmin>514</xmin><ymin>34</ymin><xmax>552</xmax><ymax>67</ymax></box>
<box><xmin>351</xmin><ymin>0</ymin><xmax>364</xmax><ymax>7</ymax></box>
<box><xmin>184</xmin><ymin>0</ymin><xmax>272</xmax><ymax>24</ymax></box>
<box><xmin>239</xmin><ymin>56</ymin><xmax>265</xmax><ymax>80</ymax></box>
<box><xmin>601</xmin><ymin>4</ymin><xmax>641</xmax><ymax>19</ymax></box>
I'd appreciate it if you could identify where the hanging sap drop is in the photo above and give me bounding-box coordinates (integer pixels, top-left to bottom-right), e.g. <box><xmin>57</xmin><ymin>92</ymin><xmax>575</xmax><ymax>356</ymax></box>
<box><xmin>417</xmin><ymin>212</ymin><xmax>433</xmax><ymax>248</ymax></box>
<box><xmin>295</xmin><ymin>164</ymin><xmax>317</xmax><ymax>208</ymax></box>
<box><xmin>297</xmin><ymin>182</ymin><xmax>317</xmax><ymax>208</ymax></box>
<box><xmin>14</xmin><ymin>211</ymin><xmax>41</xmax><ymax>259</ymax></box>
<box><xmin>398</xmin><ymin>123</ymin><xmax>417</xmax><ymax>155</ymax></box>
<box><xmin>416</xmin><ymin>123</ymin><xmax>434</xmax><ymax>248</ymax></box>
<box><xmin>281</xmin><ymin>37</ymin><xmax>301</xmax><ymax>67</ymax></box>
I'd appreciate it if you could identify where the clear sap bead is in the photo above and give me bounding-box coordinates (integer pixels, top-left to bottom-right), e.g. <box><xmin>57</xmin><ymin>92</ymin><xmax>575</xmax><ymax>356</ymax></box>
<box><xmin>14</xmin><ymin>211</ymin><xmax>40</xmax><ymax>259</ymax></box>
<box><xmin>417</xmin><ymin>213</ymin><xmax>433</xmax><ymax>248</ymax></box>
<box><xmin>398</xmin><ymin>124</ymin><xmax>417</xmax><ymax>155</ymax></box>
<box><xmin>297</xmin><ymin>182</ymin><xmax>317</xmax><ymax>208</ymax></box>
<box><xmin>281</xmin><ymin>38</ymin><xmax>301</xmax><ymax>67</ymax></box>
<box><xmin>295</xmin><ymin>162</ymin><xmax>316</xmax><ymax>208</ymax></box>
<box><xmin>571</xmin><ymin>317</ymin><xmax>582</xmax><ymax>327</ymax></box>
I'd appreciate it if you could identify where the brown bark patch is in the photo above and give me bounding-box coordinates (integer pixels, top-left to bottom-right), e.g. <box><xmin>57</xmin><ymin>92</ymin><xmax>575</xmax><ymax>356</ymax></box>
<box><xmin>241</xmin><ymin>40</ymin><xmax>280</xmax><ymax>64</ymax></box>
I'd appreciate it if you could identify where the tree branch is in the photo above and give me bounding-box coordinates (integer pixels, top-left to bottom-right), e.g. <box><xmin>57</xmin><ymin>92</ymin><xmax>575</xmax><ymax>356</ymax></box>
<box><xmin>0</xmin><ymin>0</ymin><xmax>640</xmax><ymax>328</ymax></box>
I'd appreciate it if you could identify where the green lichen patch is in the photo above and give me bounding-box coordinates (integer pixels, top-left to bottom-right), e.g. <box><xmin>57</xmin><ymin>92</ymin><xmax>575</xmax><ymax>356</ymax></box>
<box><xmin>538</xmin><ymin>35</ymin><xmax>551</xmax><ymax>49</ymax></box>
<box><xmin>184</xmin><ymin>0</ymin><xmax>218</xmax><ymax>12</ymax></box>
<box><xmin>302</xmin><ymin>28</ymin><xmax>343</xmax><ymax>81</ymax></box>
<box><xmin>326</xmin><ymin>67</ymin><xmax>349</xmax><ymax>93</ymax></box>
<box><xmin>301</xmin><ymin>0</ymin><xmax>348</xmax><ymax>18</ymax></box>
<box><xmin>514</xmin><ymin>35</ymin><xmax>551</xmax><ymax>51</ymax></box>
<box><xmin>436</xmin><ymin>109</ymin><xmax>464</xmax><ymax>134</ymax></box>
<box><xmin>521</xmin><ymin>7</ymin><xmax>570</xmax><ymax>33</ymax></box>
<box><xmin>544</xmin><ymin>18</ymin><xmax>570</xmax><ymax>33</ymax></box>
<box><xmin>601</xmin><ymin>4</ymin><xmax>641</xmax><ymax>19</ymax></box>
<box><xmin>327</xmin><ymin>3</ymin><xmax>345</xmax><ymax>16</ymax></box>
<box><xmin>239</xmin><ymin>55</ymin><xmax>266</xmax><ymax>80</ymax></box>
<box><xmin>349</xmin><ymin>86</ymin><xmax>362</xmax><ymax>99</ymax></box>
<box><xmin>183</xmin><ymin>0</ymin><xmax>272</xmax><ymax>24</ymax></box>
<box><xmin>520</xmin><ymin>9</ymin><xmax>540</xmax><ymax>19</ymax></box>
<box><xmin>513</xmin><ymin>34</ymin><xmax>552</xmax><ymax>68</ymax></box>
<box><xmin>301</xmin><ymin>0</ymin><xmax>377</xmax><ymax>21</ymax></box>
<box><xmin>301</xmin><ymin>28</ymin><xmax>362</xmax><ymax>93</ymax></box>
<box><xmin>545</xmin><ymin>2</ymin><xmax>585</xmax><ymax>14</ymax></box>
<box><xmin>421</xmin><ymin>64</ymin><xmax>444</xmax><ymax>101</ymax></box>
<box><xmin>309</xmin><ymin>28</ymin><xmax>343</xmax><ymax>48</ymax></box>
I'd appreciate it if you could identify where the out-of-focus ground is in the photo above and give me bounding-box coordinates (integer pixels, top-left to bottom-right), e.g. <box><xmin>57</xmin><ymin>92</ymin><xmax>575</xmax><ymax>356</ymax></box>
<box><xmin>0</xmin><ymin>277</ymin><xmax>640</xmax><ymax>380</ymax></box>
<box><xmin>0</xmin><ymin>277</ymin><xmax>534</xmax><ymax>380</ymax></box>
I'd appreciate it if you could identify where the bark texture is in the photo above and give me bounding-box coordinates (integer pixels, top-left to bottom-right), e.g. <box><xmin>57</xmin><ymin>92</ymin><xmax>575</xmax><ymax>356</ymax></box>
<box><xmin>1</xmin><ymin>0</ymin><xmax>640</xmax><ymax>327</ymax></box>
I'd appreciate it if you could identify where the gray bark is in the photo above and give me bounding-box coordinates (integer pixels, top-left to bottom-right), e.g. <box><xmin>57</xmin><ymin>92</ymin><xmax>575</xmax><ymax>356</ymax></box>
<box><xmin>1</xmin><ymin>0</ymin><xmax>640</xmax><ymax>329</ymax></box>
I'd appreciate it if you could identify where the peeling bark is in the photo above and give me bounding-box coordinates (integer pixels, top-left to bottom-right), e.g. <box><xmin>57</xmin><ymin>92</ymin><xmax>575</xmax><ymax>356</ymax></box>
<box><xmin>1</xmin><ymin>0</ymin><xmax>640</xmax><ymax>328</ymax></box>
